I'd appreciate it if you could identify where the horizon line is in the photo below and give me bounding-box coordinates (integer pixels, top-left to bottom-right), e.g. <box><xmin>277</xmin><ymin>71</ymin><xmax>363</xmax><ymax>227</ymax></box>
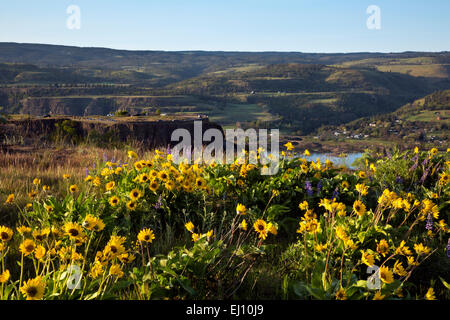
<box><xmin>2</xmin><ymin>41</ymin><xmax>449</xmax><ymax>55</ymax></box>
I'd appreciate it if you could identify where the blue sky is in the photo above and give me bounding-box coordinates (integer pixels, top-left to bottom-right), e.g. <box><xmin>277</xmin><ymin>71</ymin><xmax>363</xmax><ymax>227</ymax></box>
<box><xmin>0</xmin><ymin>0</ymin><xmax>449</xmax><ymax>52</ymax></box>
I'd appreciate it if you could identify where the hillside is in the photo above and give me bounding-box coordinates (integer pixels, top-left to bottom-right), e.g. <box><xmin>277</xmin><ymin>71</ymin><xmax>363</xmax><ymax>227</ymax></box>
<box><xmin>1</xmin><ymin>43</ymin><xmax>450</xmax><ymax>137</ymax></box>
<box><xmin>312</xmin><ymin>90</ymin><xmax>450</xmax><ymax>151</ymax></box>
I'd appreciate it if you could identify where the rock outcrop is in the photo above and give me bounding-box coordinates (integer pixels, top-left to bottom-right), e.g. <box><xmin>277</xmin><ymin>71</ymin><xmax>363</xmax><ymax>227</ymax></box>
<box><xmin>0</xmin><ymin>117</ymin><xmax>224</xmax><ymax>150</ymax></box>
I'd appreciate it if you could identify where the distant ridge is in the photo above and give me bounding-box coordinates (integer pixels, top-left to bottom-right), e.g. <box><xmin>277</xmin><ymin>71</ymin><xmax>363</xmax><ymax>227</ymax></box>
<box><xmin>1</xmin><ymin>42</ymin><xmax>449</xmax><ymax>69</ymax></box>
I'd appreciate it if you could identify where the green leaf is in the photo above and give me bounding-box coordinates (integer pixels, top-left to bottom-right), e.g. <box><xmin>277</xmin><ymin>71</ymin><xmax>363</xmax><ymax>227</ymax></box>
<box><xmin>439</xmin><ymin>277</ymin><xmax>450</xmax><ymax>290</ymax></box>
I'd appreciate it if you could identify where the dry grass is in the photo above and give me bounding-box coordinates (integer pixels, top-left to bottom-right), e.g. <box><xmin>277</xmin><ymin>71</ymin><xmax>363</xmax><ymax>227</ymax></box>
<box><xmin>0</xmin><ymin>145</ymin><xmax>143</xmax><ymax>224</ymax></box>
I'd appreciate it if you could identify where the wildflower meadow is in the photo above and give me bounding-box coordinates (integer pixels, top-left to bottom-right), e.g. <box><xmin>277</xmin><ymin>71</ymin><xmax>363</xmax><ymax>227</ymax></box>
<box><xmin>0</xmin><ymin>146</ymin><xmax>449</xmax><ymax>300</ymax></box>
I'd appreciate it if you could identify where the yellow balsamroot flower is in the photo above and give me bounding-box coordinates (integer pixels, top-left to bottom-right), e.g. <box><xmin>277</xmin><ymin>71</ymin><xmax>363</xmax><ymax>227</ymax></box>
<box><xmin>103</xmin><ymin>237</ymin><xmax>126</xmax><ymax>259</ymax></box>
<box><xmin>5</xmin><ymin>194</ymin><xmax>14</xmax><ymax>204</ymax></box>
<box><xmin>138</xmin><ymin>173</ymin><xmax>150</xmax><ymax>184</ymax></box>
<box><xmin>32</xmin><ymin>228</ymin><xmax>50</xmax><ymax>242</ymax></box>
<box><xmin>438</xmin><ymin>219</ymin><xmax>449</xmax><ymax>232</ymax></box>
<box><xmin>393</xmin><ymin>260</ymin><xmax>408</xmax><ymax>277</ymax></box>
<box><xmin>69</xmin><ymin>184</ymin><xmax>78</xmax><ymax>193</ymax></box>
<box><xmin>19</xmin><ymin>239</ymin><xmax>36</xmax><ymax>256</ymax></box>
<box><xmin>305</xmin><ymin>219</ymin><xmax>321</xmax><ymax>235</ymax></box>
<box><xmin>379</xmin><ymin>265</ymin><xmax>394</xmax><ymax>284</ymax></box>
<box><xmin>395</xmin><ymin>240</ymin><xmax>412</xmax><ymax>256</ymax></box>
<box><xmin>149</xmin><ymin>180</ymin><xmax>159</xmax><ymax>192</ymax></box>
<box><xmin>239</xmin><ymin>219</ymin><xmax>248</xmax><ymax>231</ymax></box>
<box><xmin>185</xmin><ymin>221</ymin><xmax>195</xmax><ymax>233</ymax></box>
<box><xmin>376</xmin><ymin>239</ymin><xmax>389</xmax><ymax>257</ymax></box>
<box><xmin>126</xmin><ymin>201</ymin><xmax>137</xmax><ymax>211</ymax></box>
<box><xmin>335</xmin><ymin>226</ymin><xmax>349</xmax><ymax>241</ymax></box>
<box><xmin>341</xmin><ymin>181</ymin><xmax>349</xmax><ymax>189</ymax></box>
<box><xmin>114</xmin><ymin>167</ymin><xmax>123</xmax><ymax>175</ymax></box>
<box><xmin>109</xmin><ymin>196</ymin><xmax>120</xmax><ymax>207</ymax></box>
<box><xmin>407</xmin><ymin>256</ymin><xmax>419</xmax><ymax>267</ymax></box>
<box><xmin>20</xmin><ymin>276</ymin><xmax>45</xmax><ymax>300</ymax></box>
<box><xmin>355</xmin><ymin>183</ymin><xmax>369</xmax><ymax>196</ymax></box>
<box><xmin>129</xmin><ymin>189</ymin><xmax>142</xmax><ymax>201</ymax></box>
<box><xmin>191</xmin><ymin>233</ymin><xmax>200</xmax><ymax>242</ymax></box>
<box><xmin>28</xmin><ymin>191</ymin><xmax>37</xmax><ymax>199</ymax></box>
<box><xmin>128</xmin><ymin>150</ymin><xmax>138</xmax><ymax>159</ymax></box>
<box><xmin>33</xmin><ymin>178</ymin><xmax>41</xmax><ymax>185</ymax></box>
<box><xmin>373</xmin><ymin>291</ymin><xmax>385</xmax><ymax>300</ymax></box>
<box><xmin>137</xmin><ymin>228</ymin><xmax>156</xmax><ymax>243</ymax></box>
<box><xmin>344</xmin><ymin>239</ymin><xmax>358</xmax><ymax>250</ymax></box>
<box><xmin>425</xmin><ymin>287</ymin><xmax>436</xmax><ymax>300</ymax></box>
<box><xmin>284</xmin><ymin>142</ymin><xmax>294</xmax><ymax>151</ymax></box>
<box><xmin>17</xmin><ymin>225</ymin><xmax>32</xmax><ymax>235</ymax></box>
<box><xmin>253</xmin><ymin>219</ymin><xmax>268</xmax><ymax>240</ymax></box>
<box><xmin>304</xmin><ymin>149</ymin><xmax>310</xmax><ymax>157</ymax></box>
<box><xmin>195</xmin><ymin>177</ymin><xmax>207</xmax><ymax>189</ymax></box>
<box><xmin>63</xmin><ymin>174</ymin><xmax>71</xmax><ymax>179</ymax></box>
<box><xmin>0</xmin><ymin>226</ymin><xmax>13</xmax><ymax>242</ymax></box>
<box><xmin>105</xmin><ymin>181</ymin><xmax>115</xmax><ymax>191</ymax></box>
<box><xmin>361</xmin><ymin>250</ymin><xmax>375</xmax><ymax>267</ymax></box>
<box><xmin>92</xmin><ymin>177</ymin><xmax>101</xmax><ymax>187</ymax></box>
<box><xmin>44</xmin><ymin>203</ymin><xmax>55</xmax><ymax>213</ymax></box>
<box><xmin>134</xmin><ymin>161</ymin><xmax>145</xmax><ymax>171</ymax></box>
<box><xmin>429</xmin><ymin>148</ymin><xmax>438</xmax><ymax>157</ymax></box>
<box><xmin>157</xmin><ymin>170</ymin><xmax>170</xmax><ymax>182</ymax></box>
<box><xmin>414</xmin><ymin>146</ymin><xmax>419</xmax><ymax>154</ymax></box>
<box><xmin>358</xmin><ymin>171</ymin><xmax>366</xmax><ymax>179</ymax></box>
<box><xmin>119</xmin><ymin>252</ymin><xmax>136</xmax><ymax>264</ymax></box>
<box><xmin>300</xmin><ymin>164</ymin><xmax>308</xmax><ymax>174</ymax></box>
<box><xmin>267</xmin><ymin>222</ymin><xmax>278</xmax><ymax>235</ymax></box>
<box><xmin>439</xmin><ymin>172</ymin><xmax>449</xmax><ymax>186</ymax></box>
<box><xmin>206</xmin><ymin>230</ymin><xmax>214</xmax><ymax>241</ymax></box>
<box><xmin>109</xmin><ymin>264</ymin><xmax>124</xmax><ymax>278</ymax></box>
<box><xmin>335</xmin><ymin>287</ymin><xmax>347</xmax><ymax>300</ymax></box>
<box><xmin>353</xmin><ymin>200</ymin><xmax>366</xmax><ymax>217</ymax></box>
<box><xmin>82</xmin><ymin>215</ymin><xmax>105</xmax><ymax>232</ymax></box>
<box><xmin>236</xmin><ymin>203</ymin><xmax>247</xmax><ymax>215</ymax></box>
<box><xmin>35</xmin><ymin>245</ymin><xmax>46</xmax><ymax>260</ymax></box>
<box><xmin>414</xmin><ymin>243</ymin><xmax>431</xmax><ymax>256</ymax></box>
<box><xmin>165</xmin><ymin>180</ymin><xmax>175</xmax><ymax>191</ymax></box>
<box><xmin>298</xmin><ymin>201</ymin><xmax>309</xmax><ymax>211</ymax></box>
<box><xmin>315</xmin><ymin>243</ymin><xmax>328</xmax><ymax>252</ymax></box>
<box><xmin>89</xmin><ymin>262</ymin><xmax>104</xmax><ymax>279</ymax></box>
<box><xmin>0</xmin><ymin>269</ymin><xmax>10</xmax><ymax>283</ymax></box>
<box><xmin>84</xmin><ymin>175</ymin><xmax>94</xmax><ymax>182</ymax></box>
<box><xmin>63</xmin><ymin>222</ymin><xmax>84</xmax><ymax>240</ymax></box>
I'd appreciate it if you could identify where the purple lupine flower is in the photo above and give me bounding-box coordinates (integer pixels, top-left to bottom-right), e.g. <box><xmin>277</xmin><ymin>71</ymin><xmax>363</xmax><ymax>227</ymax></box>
<box><xmin>332</xmin><ymin>187</ymin><xmax>339</xmax><ymax>200</ymax></box>
<box><xmin>84</xmin><ymin>167</ymin><xmax>89</xmax><ymax>177</ymax></box>
<box><xmin>386</xmin><ymin>150</ymin><xmax>392</xmax><ymax>160</ymax></box>
<box><xmin>118</xmin><ymin>160</ymin><xmax>122</xmax><ymax>167</ymax></box>
<box><xmin>409</xmin><ymin>159</ymin><xmax>419</xmax><ymax>172</ymax></box>
<box><xmin>103</xmin><ymin>152</ymin><xmax>108</xmax><ymax>162</ymax></box>
<box><xmin>369</xmin><ymin>176</ymin><xmax>373</xmax><ymax>182</ymax></box>
<box><xmin>447</xmin><ymin>238</ymin><xmax>450</xmax><ymax>258</ymax></box>
<box><xmin>305</xmin><ymin>180</ymin><xmax>313</xmax><ymax>197</ymax></box>
<box><xmin>425</xmin><ymin>213</ymin><xmax>433</xmax><ymax>231</ymax></box>
<box><xmin>93</xmin><ymin>162</ymin><xmax>96</xmax><ymax>169</ymax></box>
<box><xmin>395</xmin><ymin>176</ymin><xmax>403</xmax><ymax>184</ymax></box>
<box><xmin>166</xmin><ymin>144</ymin><xmax>171</xmax><ymax>155</ymax></box>
<box><xmin>316</xmin><ymin>180</ymin><xmax>322</xmax><ymax>195</ymax></box>
<box><xmin>420</xmin><ymin>168</ymin><xmax>430</xmax><ymax>184</ymax></box>
<box><xmin>154</xmin><ymin>195</ymin><xmax>162</xmax><ymax>209</ymax></box>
